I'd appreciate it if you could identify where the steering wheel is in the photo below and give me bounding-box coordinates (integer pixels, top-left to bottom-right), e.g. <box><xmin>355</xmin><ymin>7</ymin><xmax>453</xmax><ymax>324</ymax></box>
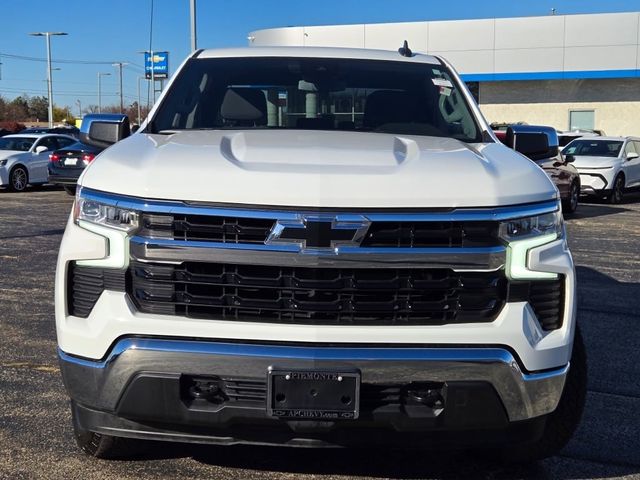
<box><xmin>438</xmin><ymin>89</ymin><xmax>464</xmax><ymax>123</ymax></box>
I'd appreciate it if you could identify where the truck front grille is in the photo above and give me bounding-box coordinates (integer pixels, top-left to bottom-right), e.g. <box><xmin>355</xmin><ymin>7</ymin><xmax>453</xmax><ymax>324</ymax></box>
<box><xmin>140</xmin><ymin>214</ymin><xmax>273</xmax><ymax>244</ymax></box>
<box><xmin>67</xmin><ymin>263</ymin><xmax>127</xmax><ymax>318</ymax></box>
<box><xmin>68</xmin><ymin>262</ymin><xmax>565</xmax><ymax>330</ymax></box>
<box><xmin>139</xmin><ymin>213</ymin><xmax>502</xmax><ymax>248</ymax></box>
<box><xmin>128</xmin><ymin>261</ymin><xmax>508</xmax><ymax>326</ymax></box>
<box><xmin>361</xmin><ymin>221</ymin><xmax>498</xmax><ymax>247</ymax></box>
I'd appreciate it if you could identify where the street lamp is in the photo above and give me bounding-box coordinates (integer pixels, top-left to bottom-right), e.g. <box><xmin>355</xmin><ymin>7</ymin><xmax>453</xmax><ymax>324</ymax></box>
<box><xmin>76</xmin><ymin>99</ymin><xmax>82</xmax><ymax>119</ymax></box>
<box><xmin>190</xmin><ymin>0</ymin><xmax>198</xmax><ymax>51</ymax></box>
<box><xmin>97</xmin><ymin>72</ymin><xmax>111</xmax><ymax>113</ymax></box>
<box><xmin>29</xmin><ymin>32</ymin><xmax>68</xmax><ymax>128</ymax></box>
<box><xmin>137</xmin><ymin>76</ymin><xmax>146</xmax><ymax>125</ymax></box>
<box><xmin>112</xmin><ymin>62</ymin><xmax>128</xmax><ymax>113</ymax></box>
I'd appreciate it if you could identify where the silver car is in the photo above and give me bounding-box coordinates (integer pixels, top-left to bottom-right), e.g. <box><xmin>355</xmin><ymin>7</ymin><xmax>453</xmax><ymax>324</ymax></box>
<box><xmin>0</xmin><ymin>133</ymin><xmax>76</xmax><ymax>192</ymax></box>
<box><xmin>562</xmin><ymin>136</ymin><xmax>640</xmax><ymax>204</ymax></box>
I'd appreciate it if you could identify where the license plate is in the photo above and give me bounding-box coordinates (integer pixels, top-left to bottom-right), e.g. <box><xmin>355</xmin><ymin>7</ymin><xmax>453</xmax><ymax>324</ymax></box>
<box><xmin>267</xmin><ymin>368</ymin><xmax>360</xmax><ymax>420</ymax></box>
<box><xmin>64</xmin><ymin>158</ymin><xmax>78</xmax><ymax>166</ymax></box>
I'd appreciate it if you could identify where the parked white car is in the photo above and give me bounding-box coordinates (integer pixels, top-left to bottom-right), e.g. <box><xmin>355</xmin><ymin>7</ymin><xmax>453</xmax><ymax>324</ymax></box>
<box><xmin>0</xmin><ymin>133</ymin><xmax>76</xmax><ymax>191</ymax></box>
<box><xmin>562</xmin><ymin>136</ymin><xmax>640</xmax><ymax>203</ymax></box>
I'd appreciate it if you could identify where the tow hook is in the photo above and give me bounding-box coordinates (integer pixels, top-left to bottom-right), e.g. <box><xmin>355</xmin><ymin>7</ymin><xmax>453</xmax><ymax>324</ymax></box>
<box><xmin>186</xmin><ymin>378</ymin><xmax>227</xmax><ymax>403</ymax></box>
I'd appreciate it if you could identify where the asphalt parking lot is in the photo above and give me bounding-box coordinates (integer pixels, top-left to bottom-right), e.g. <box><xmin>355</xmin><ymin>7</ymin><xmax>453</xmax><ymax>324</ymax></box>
<box><xmin>0</xmin><ymin>187</ymin><xmax>639</xmax><ymax>480</ymax></box>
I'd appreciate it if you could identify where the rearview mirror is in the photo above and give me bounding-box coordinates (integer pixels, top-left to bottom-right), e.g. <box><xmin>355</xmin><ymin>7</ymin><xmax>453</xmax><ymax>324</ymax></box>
<box><xmin>506</xmin><ymin>125</ymin><xmax>559</xmax><ymax>161</ymax></box>
<box><xmin>564</xmin><ymin>154</ymin><xmax>575</xmax><ymax>163</ymax></box>
<box><xmin>35</xmin><ymin>145</ymin><xmax>48</xmax><ymax>154</ymax></box>
<box><xmin>80</xmin><ymin>114</ymin><xmax>130</xmax><ymax>149</ymax></box>
<box><xmin>626</xmin><ymin>152</ymin><xmax>639</xmax><ymax>160</ymax></box>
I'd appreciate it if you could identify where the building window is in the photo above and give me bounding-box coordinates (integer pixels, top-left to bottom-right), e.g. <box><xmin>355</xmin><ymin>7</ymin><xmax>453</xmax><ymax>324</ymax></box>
<box><xmin>569</xmin><ymin>110</ymin><xmax>595</xmax><ymax>131</ymax></box>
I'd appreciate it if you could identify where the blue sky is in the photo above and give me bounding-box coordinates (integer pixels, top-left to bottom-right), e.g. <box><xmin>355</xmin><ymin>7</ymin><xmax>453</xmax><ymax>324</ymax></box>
<box><xmin>0</xmin><ymin>0</ymin><xmax>638</xmax><ymax>115</ymax></box>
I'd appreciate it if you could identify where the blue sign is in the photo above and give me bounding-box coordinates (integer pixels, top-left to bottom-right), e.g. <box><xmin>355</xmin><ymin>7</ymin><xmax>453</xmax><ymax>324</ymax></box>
<box><xmin>144</xmin><ymin>51</ymin><xmax>169</xmax><ymax>79</ymax></box>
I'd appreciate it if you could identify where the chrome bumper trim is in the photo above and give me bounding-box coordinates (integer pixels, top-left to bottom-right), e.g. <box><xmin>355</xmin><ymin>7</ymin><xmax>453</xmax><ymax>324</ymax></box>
<box><xmin>59</xmin><ymin>338</ymin><xmax>567</xmax><ymax>422</ymax></box>
<box><xmin>129</xmin><ymin>237</ymin><xmax>506</xmax><ymax>270</ymax></box>
<box><xmin>80</xmin><ymin>187</ymin><xmax>559</xmax><ymax>221</ymax></box>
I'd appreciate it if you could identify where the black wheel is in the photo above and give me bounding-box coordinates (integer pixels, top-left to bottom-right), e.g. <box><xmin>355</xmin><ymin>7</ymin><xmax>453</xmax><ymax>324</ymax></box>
<box><xmin>63</xmin><ymin>185</ymin><xmax>77</xmax><ymax>196</ymax></box>
<box><xmin>72</xmin><ymin>407</ymin><xmax>146</xmax><ymax>459</ymax></box>
<box><xmin>608</xmin><ymin>175</ymin><xmax>625</xmax><ymax>204</ymax></box>
<box><xmin>562</xmin><ymin>181</ymin><xmax>579</xmax><ymax>215</ymax></box>
<box><xmin>502</xmin><ymin>326</ymin><xmax>587</xmax><ymax>463</ymax></box>
<box><xmin>8</xmin><ymin>166</ymin><xmax>28</xmax><ymax>192</ymax></box>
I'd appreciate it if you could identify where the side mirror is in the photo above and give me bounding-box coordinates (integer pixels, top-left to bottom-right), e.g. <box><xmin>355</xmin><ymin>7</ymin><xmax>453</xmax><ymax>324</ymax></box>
<box><xmin>506</xmin><ymin>125</ymin><xmax>559</xmax><ymax>161</ymax></box>
<box><xmin>564</xmin><ymin>154</ymin><xmax>575</xmax><ymax>163</ymax></box>
<box><xmin>34</xmin><ymin>145</ymin><xmax>48</xmax><ymax>154</ymax></box>
<box><xmin>626</xmin><ymin>152</ymin><xmax>639</xmax><ymax>161</ymax></box>
<box><xmin>80</xmin><ymin>114</ymin><xmax>130</xmax><ymax>149</ymax></box>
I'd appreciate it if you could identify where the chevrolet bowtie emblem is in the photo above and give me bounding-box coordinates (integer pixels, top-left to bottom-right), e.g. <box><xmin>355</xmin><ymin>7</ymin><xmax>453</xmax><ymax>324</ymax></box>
<box><xmin>266</xmin><ymin>215</ymin><xmax>370</xmax><ymax>252</ymax></box>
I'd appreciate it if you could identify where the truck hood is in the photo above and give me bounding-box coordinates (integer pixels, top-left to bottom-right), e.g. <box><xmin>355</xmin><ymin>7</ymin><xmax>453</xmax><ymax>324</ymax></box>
<box><xmin>571</xmin><ymin>156</ymin><xmax>620</xmax><ymax>169</ymax></box>
<box><xmin>79</xmin><ymin>130</ymin><xmax>557</xmax><ymax>208</ymax></box>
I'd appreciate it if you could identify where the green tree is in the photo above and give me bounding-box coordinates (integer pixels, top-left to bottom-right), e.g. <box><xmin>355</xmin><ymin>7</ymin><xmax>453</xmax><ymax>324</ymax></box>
<box><xmin>28</xmin><ymin>96</ymin><xmax>49</xmax><ymax>122</ymax></box>
<box><xmin>6</xmin><ymin>96</ymin><xmax>29</xmax><ymax>121</ymax></box>
<box><xmin>0</xmin><ymin>95</ymin><xmax>7</xmax><ymax>121</ymax></box>
<box><xmin>53</xmin><ymin>105</ymin><xmax>72</xmax><ymax>123</ymax></box>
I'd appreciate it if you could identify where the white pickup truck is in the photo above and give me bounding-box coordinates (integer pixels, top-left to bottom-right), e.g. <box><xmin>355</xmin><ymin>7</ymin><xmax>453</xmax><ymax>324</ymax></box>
<box><xmin>55</xmin><ymin>45</ymin><xmax>585</xmax><ymax>461</ymax></box>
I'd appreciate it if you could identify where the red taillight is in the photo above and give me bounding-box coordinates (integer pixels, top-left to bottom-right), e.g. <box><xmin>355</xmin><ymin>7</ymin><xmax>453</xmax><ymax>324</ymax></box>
<box><xmin>49</xmin><ymin>154</ymin><xmax>60</xmax><ymax>163</ymax></box>
<box><xmin>82</xmin><ymin>153</ymin><xmax>96</xmax><ymax>163</ymax></box>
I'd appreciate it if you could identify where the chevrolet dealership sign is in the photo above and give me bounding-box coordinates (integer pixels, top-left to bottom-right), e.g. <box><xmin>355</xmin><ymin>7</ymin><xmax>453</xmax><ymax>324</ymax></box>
<box><xmin>144</xmin><ymin>51</ymin><xmax>169</xmax><ymax>79</ymax></box>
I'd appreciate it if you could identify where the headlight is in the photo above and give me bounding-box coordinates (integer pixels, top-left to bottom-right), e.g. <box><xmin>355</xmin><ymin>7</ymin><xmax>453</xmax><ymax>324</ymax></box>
<box><xmin>73</xmin><ymin>187</ymin><xmax>139</xmax><ymax>233</ymax></box>
<box><xmin>499</xmin><ymin>210</ymin><xmax>563</xmax><ymax>242</ymax></box>
<box><xmin>73</xmin><ymin>187</ymin><xmax>137</xmax><ymax>269</ymax></box>
<box><xmin>501</xmin><ymin>207</ymin><xmax>563</xmax><ymax>280</ymax></box>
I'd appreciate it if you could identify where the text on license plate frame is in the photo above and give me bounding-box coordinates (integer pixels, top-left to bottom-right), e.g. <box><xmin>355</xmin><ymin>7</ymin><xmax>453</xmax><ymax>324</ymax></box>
<box><xmin>267</xmin><ymin>368</ymin><xmax>360</xmax><ymax>420</ymax></box>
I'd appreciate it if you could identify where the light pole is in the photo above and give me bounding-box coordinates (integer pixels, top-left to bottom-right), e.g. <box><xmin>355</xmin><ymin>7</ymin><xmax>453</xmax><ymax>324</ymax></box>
<box><xmin>138</xmin><ymin>50</ymin><xmax>156</xmax><ymax>106</ymax></box>
<box><xmin>190</xmin><ymin>0</ymin><xmax>197</xmax><ymax>51</ymax></box>
<box><xmin>97</xmin><ymin>72</ymin><xmax>111</xmax><ymax>113</ymax></box>
<box><xmin>112</xmin><ymin>62</ymin><xmax>128</xmax><ymax>113</ymax></box>
<box><xmin>137</xmin><ymin>76</ymin><xmax>146</xmax><ymax>125</ymax></box>
<box><xmin>76</xmin><ymin>99</ymin><xmax>82</xmax><ymax>119</ymax></box>
<box><xmin>29</xmin><ymin>32</ymin><xmax>67</xmax><ymax>128</ymax></box>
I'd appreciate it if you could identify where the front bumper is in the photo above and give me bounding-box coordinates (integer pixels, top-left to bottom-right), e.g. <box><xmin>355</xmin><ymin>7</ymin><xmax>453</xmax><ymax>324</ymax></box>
<box><xmin>0</xmin><ymin>167</ymin><xmax>9</xmax><ymax>186</ymax></box>
<box><xmin>60</xmin><ymin>338</ymin><xmax>567</xmax><ymax>447</ymax></box>
<box><xmin>578</xmin><ymin>168</ymin><xmax>616</xmax><ymax>195</ymax></box>
<box><xmin>48</xmin><ymin>165</ymin><xmax>84</xmax><ymax>185</ymax></box>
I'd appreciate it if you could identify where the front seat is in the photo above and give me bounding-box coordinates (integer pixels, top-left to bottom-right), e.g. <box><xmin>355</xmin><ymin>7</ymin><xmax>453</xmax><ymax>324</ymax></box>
<box><xmin>362</xmin><ymin>90</ymin><xmax>415</xmax><ymax>130</ymax></box>
<box><xmin>220</xmin><ymin>88</ymin><xmax>267</xmax><ymax>127</ymax></box>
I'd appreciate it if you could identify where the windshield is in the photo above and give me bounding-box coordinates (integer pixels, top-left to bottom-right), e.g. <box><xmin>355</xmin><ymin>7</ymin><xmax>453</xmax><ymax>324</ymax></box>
<box><xmin>563</xmin><ymin>140</ymin><xmax>623</xmax><ymax>157</ymax></box>
<box><xmin>0</xmin><ymin>137</ymin><xmax>35</xmax><ymax>151</ymax></box>
<box><xmin>150</xmin><ymin>57</ymin><xmax>482</xmax><ymax>142</ymax></box>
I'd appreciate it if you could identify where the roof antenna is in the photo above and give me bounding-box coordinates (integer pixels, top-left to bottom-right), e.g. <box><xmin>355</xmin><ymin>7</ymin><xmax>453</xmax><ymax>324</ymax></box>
<box><xmin>398</xmin><ymin>40</ymin><xmax>413</xmax><ymax>57</ymax></box>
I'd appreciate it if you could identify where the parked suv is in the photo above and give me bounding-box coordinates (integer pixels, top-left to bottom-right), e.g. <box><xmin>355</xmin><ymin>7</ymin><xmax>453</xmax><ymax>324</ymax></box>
<box><xmin>562</xmin><ymin>136</ymin><xmax>640</xmax><ymax>203</ymax></box>
<box><xmin>495</xmin><ymin>125</ymin><xmax>581</xmax><ymax>215</ymax></box>
<box><xmin>55</xmin><ymin>46</ymin><xmax>585</xmax><ymax>462</ymax></box>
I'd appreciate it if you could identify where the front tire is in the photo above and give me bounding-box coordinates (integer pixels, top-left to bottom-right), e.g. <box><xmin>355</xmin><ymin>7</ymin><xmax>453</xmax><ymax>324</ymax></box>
<box><xmin>502</xmin><ymin>325</ymin><xmax>587</xmax><ymax>463</ymax></box>
<box><xmin>71</xmin><ymin>406</ymin><xmax>147</xmax><ymax>459</ymax></box>
<box><xmin>608</xmin><ymin>175</ymin><xmax>625</xmax><ymax>204</ymax></box>
<box><xmin>8</xmin><ymin>166</ymin><xmax>28</xmax><ymax>192</ymax></box>
<box><xmin>562</xmin><ymin>181</ymin><xmax>579</xmax><ymax>215</ymax></box>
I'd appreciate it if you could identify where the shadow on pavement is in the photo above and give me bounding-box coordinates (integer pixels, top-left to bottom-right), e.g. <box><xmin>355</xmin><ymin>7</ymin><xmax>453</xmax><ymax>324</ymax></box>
<box><xmin>0</xmin><ymin>228</ymin><xmax>65</xmax><ymax>240</ymax></box>
<box><xmin>123</xmin><ymin>441</ymin><xmax>637</xmax><ymax>479</ymax></box>
<box><xmin>569</xmin><ymin>202</ymin><xmax>631</xmax><ymax>220</ymax></box>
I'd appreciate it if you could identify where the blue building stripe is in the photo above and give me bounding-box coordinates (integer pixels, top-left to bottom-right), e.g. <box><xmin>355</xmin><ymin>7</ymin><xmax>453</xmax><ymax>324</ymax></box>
<box><xmin>461</xmin><ymin>69</ymin><xmax>640</xmax><ymax>82</ymax></box>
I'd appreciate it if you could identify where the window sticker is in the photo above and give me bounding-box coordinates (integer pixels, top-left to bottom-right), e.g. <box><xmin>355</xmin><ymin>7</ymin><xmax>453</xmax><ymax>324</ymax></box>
<box><xmin>432</xmin><ymin>78</ymin><xmax>453</xmax><ymax>88</ymax></box>
<box><xmin>439</xmin><ymin>86</ymin><xmax>452</xmax><ymax>97</ymax></box>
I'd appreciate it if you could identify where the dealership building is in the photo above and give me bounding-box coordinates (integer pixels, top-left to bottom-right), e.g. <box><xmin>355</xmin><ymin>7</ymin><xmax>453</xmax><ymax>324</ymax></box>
<box><xmin>249</xmin><ymin>12</ymin><xmax>640</xmax><ymax>136</ymax></box>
